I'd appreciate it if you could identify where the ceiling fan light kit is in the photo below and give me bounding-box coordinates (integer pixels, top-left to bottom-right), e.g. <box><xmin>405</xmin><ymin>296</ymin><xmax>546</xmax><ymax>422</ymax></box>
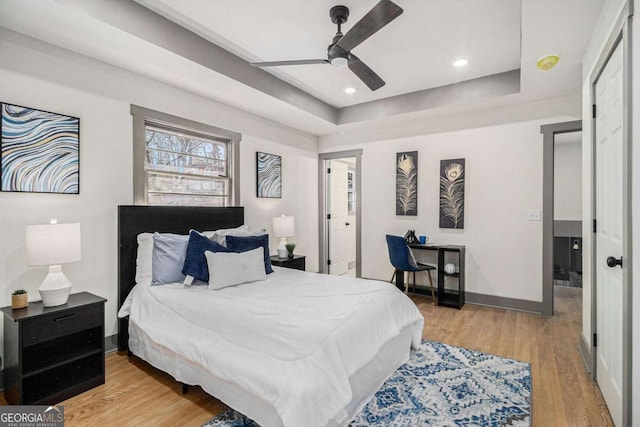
<box><xmin>250</xmin><ymin>1</ymin><xmax>404</xmax><ymax>91</ymax></box>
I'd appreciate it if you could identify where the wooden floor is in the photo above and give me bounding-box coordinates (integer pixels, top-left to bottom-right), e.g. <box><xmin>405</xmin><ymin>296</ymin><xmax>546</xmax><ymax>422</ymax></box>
<box><xmin>1</xmin><ymin>285</ymin><xmax>613</xmax><ymax>426</ymax></box>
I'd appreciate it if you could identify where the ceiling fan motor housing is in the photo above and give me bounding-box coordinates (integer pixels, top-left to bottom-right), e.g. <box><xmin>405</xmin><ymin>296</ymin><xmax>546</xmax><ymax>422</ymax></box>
<box><xmin>330</xmin><ymin>5</ymin><xmax>349</xmax><ymax>24</ymax></box>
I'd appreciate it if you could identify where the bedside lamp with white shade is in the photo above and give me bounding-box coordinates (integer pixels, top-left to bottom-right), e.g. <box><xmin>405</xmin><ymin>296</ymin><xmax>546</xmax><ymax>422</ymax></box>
<box><xmin>25</xmin><ymin>220</ymin><xmax>81</xmax><ymax>307</ymax></box>
<box><xmin>272</xmin><ymin>215</ymin><xmax>295</xmax><ymax>259</ymax></box>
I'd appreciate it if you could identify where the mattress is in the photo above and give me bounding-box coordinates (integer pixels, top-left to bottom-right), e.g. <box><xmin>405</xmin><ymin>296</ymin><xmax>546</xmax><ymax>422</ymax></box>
<box><xmin>119</xmin><ymin>267</ymin><xmax>424</xmax><ymax>427</ymax></box>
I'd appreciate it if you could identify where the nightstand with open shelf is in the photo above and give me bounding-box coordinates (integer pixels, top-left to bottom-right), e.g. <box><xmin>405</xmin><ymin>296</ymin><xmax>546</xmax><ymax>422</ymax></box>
<box><xmin>1</xmin><ymin>292</ymin><xmax>106</xmax><ymax>404</ymax></box>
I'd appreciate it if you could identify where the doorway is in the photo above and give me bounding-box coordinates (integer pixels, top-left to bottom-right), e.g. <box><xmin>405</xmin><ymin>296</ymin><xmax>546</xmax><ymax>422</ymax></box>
<box><xmin>540</xmin><ymin>120</ymin><xmax>582</xmax><ymax>316</ymax></box>
<box><xmin>552</xmin><ymin>129</ymin><xmax>584</xmax><ymax>370</ymax></box>
<box><xmin>318</xmin><ymin>150</ymin><xmax>362</xmax><ymax>277</ymax></box>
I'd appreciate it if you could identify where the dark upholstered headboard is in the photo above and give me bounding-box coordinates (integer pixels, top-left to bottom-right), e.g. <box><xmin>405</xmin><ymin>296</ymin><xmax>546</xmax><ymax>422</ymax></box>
<box><xmin>117</xmin><ymin>205</ymin><xmax>245</xmax><ymax>351</ymax></box>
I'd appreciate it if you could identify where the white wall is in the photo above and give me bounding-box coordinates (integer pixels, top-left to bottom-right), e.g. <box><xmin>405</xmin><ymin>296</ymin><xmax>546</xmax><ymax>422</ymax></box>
<box><xmin>0</xmin><ymin>32</ymin><xmax>319</xmax><ymax>357</ymax></box>
<box><xmin>321</xmin><ymin>118</ymin><xmax>575</xmax><ymax>303</ymax></box>
<box><xmin>554</xmin><ymin>136</ymin><xmax>582</xmax><ymax>221</ymax></box>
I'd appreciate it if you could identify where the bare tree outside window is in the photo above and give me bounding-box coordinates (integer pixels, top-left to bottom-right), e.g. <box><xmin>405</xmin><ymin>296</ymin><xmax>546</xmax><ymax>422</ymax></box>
<box><xmin>144</xmin><ymin>125</ymin><xmax>230</xmax><ymax>206</ymax></box>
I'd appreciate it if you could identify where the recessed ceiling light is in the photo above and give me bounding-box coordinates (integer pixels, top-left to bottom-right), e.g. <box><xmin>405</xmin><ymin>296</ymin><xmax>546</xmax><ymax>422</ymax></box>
<box><xmin>537</xmin><ymin>54</ymin><xmax>559</xmax><ymax>71</ymax></box>
<box><xmin>344</xmin><ymin>87</ymin><xmax>356</xmax><ymax>94</ymax></box>
<box><xmin>453</xmin><ymin>58</ymin><xmax>469</xmax><ymax>68</ymax></box>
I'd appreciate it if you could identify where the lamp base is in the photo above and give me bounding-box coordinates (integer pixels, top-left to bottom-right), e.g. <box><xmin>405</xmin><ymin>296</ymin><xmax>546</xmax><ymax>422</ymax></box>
<box><xmin>39</xmin><ymin>265</ymin><xmax>72</xmax><ymax>307</ymax></box>
<box><xmin>277</xmin><ymin>237</ymin><xmax>288</xmax><ymax>259</ymax></box>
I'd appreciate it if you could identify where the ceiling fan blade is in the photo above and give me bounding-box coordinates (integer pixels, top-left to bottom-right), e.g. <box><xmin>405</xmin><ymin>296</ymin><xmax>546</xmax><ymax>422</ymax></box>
<box><xmin>250</xmin><ymin>59</ymin><xmax>329</xmax><ymax>67</ymax></box>
<box><xmin>334</xmin><ymin>0</ymin><xmax>403</xmax><ymax>53</ymax></box>
<box><xmin>348</xmin><ymin>54</ymin><xmax>385</xmax><ymax>91</ymax></box>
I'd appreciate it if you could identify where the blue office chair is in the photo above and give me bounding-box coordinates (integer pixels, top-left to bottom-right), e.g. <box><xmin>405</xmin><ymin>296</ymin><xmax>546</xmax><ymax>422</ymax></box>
<box><xmin>385</xmin><ymin>234</ymin><xmax>437</xmax><ymax>304</ymax></box>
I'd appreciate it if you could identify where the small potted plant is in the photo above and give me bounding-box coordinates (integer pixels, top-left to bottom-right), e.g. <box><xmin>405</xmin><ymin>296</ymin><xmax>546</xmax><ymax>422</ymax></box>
<box><xmin>285</xmin><ymin>243</ymin><xmax>296</xmax><ymax>258</ymax></box>
<box><xmin>11</xmin><ymin>289</ymin><xmax>29</xmax><ymax>309</ymax></box>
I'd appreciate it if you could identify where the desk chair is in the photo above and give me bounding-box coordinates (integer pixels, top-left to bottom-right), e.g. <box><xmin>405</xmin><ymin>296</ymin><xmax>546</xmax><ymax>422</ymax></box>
<box><xmin>385</xmin><ymin>234</ymin><xmax>437</xmax><ymax>305</ymax></box>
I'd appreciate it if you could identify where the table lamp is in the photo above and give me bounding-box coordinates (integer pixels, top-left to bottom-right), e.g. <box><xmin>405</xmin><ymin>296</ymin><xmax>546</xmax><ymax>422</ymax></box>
<box><xmin>25</xmin><ymin>219</ymin><xmax>81</xmax><ymax>307</ymax></box>
<box><xmin>272</xmin><ymin>215</ymin><xmax>295</xmax><ymax>259</ymax></box>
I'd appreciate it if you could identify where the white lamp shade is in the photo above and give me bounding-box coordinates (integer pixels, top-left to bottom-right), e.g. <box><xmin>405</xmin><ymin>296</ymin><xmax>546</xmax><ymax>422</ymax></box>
<box><xmin>25</xmin><ymin>222</ymin><xmax>81</xmax><ymax>266</ymax></box>
<box><xmin>272</xmin><ymin>215</ymin><xmax>295</xmax><ymax>238</ymax></box>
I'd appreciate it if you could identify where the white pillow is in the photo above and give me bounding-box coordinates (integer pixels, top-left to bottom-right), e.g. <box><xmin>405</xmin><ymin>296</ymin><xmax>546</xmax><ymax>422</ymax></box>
<box><xmin>205</xmin><ymin>247</ymin><xmax>267</xmax><ymax>290</ymax></box>
<box><xmin>135</xmin><ymin>233</ymin><xmax>154</xmax><ymax>285</ymax></box>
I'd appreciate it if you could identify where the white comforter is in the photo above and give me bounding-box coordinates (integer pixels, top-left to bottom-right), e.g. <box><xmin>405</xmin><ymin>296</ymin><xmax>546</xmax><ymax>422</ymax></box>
<box><xmin>119</xmin><ymin>267</ymin><xmax>424</xmax><ymax>427</ymax></box>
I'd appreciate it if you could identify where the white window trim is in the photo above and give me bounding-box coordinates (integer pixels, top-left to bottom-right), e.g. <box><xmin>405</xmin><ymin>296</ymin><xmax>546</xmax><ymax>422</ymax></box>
<box><xmin>131</xmin><ymin>105</ymin><xmax>241</xmax><ymax>206</ymax></box>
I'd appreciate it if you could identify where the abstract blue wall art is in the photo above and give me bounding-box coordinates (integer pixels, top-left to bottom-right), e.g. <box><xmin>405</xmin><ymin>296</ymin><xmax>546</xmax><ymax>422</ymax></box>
<box><xmin>1</xmin><ymin>102</ymin><xmax>79</xmax><ymax>194</ymax></box>
<box><xmin>256</xmin><ymin>152</ymin><xmax>281</xmax><ymax>198</ymax></box>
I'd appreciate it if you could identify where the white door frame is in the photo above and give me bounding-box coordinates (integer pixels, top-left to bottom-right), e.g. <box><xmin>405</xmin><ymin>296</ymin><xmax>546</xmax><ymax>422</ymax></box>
<box><xmin>588</xmin><ymin>14</ymin><xmax>633</xmax><ymax>427</ymax></box>
<box><xmin>318</xmin><ymin>149</ymin><xmax>363</xmax><ymax>276</ymax></box>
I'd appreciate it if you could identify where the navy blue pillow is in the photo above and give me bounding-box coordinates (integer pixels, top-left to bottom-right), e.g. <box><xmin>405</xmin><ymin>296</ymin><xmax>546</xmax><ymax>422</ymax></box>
<box><xmin>182</xmin><ymin>230</ymin><xmax>231</xmax><ymax>282</ymax></box>
<box><xmin>226</xmin><ymin>234</ymin><xmax>274</xmax><ymax>274</ymax></box>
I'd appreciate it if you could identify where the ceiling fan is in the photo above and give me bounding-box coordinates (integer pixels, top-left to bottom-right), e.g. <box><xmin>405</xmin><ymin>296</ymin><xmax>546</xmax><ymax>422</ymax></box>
<box><xmin>250</xmin><ymin>1</ymin><xmax>404</xmax><ymax>91</ymax></box>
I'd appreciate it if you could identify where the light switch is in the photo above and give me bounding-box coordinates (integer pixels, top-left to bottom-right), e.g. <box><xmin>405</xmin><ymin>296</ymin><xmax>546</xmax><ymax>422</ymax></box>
<box><xmin>527</xmin><ymin>209</ymin><xmax>541</xmax><ymax>221</ymax></box>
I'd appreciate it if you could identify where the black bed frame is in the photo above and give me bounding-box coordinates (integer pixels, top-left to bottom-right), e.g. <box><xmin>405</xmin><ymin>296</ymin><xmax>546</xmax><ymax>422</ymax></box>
<box><xmin>117</xmin><ymin>205</ymin><xmax>245</xmax><ymax>351</ymax></box>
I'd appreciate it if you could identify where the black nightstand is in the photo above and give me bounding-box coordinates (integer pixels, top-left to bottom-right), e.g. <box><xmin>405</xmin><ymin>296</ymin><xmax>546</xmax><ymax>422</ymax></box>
<box><xmin>1</xmin><ymin>292</ymin><xmax>106</xmax><ymax>404</ymax></box>
<box><xmin>270</xmin><ymin>255</ymin><xmax>306</xmax><ymax>271</ymax></box>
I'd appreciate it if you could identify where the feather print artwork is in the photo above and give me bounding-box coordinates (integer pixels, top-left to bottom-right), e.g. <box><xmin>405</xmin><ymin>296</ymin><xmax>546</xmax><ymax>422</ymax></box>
<box><xmin>439</xmin><ymin>158</ymin><xmax>465</xmax><ymax>229</ymax></box>
<box><xmin>396</xmin><ymin>151</ymin><xmax>418</xmax><ymax>216</ymax></box>
<box><xmin>1</xmin><ymin>103</ymin><xmax>79</xmax><ymax>193</ymax></box>
<box><xmin>256</xmin><ymin>152</ymin><xmax>282</xmax><ymax>198</ymax></box>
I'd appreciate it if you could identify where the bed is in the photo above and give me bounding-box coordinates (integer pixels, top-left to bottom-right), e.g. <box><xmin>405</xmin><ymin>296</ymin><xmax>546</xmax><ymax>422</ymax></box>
<box><xmin>117</xmin><ymin>205</ymin><xmax>424</xmax><ymax>427</ymax></box>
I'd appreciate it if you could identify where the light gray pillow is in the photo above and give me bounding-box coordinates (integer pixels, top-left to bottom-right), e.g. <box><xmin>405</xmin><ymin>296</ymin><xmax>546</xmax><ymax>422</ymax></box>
<box><xmin>210</xmin><ymin>225</ymin><xmax>250</xmax><ymax>246</ymax></box>
<box><xmin>151</xmin><ymin>232</ymin><xmax>190</xmax><ymax>285</ymax></box>
<box><xmin>211</xmin><ymin>225</ymin><xmax>267</xmax><ymax>247</ymax></box>
<box><xmin>205</xmin><ymin>247</ymin><xmax>267</xmax><ymax>290</ymax></box>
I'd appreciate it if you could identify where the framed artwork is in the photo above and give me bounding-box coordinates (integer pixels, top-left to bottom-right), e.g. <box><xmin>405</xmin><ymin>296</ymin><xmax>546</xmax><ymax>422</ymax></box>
<box><xmin>439</xmin><ymin>158</ymin><xmax>465</xmax><ymax>229</ymax></box>
<box><xmin>396</xmin><ymin>151</ymin><xmax>418</xmax><ymax>216</ymax></box>
<box><xmin>1</xmin><ymin>102</ymin><xmax>79</xmax><ymax>194</ymax></box>
<box><xmin>256</xmin><ymin>152</ymin><xmax>282</xmax><ymax>198</ymax></box>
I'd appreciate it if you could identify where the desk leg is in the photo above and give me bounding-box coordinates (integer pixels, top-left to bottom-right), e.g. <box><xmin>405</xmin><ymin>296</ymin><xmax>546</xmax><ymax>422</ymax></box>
<box><xmin>395</xmin><ymin>269</ymin><xmax>405</xmax><ymax>292</ymax></box>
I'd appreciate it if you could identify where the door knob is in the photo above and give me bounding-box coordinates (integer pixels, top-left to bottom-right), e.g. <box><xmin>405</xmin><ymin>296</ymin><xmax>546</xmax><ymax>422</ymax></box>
<box><xmin>606</xmin><ymin>256</ymin><xmax>623</xmax><ymax>268</ymax></box>
<box><xmin>345</xmin><ymin>222</ymin><xmax>350</xmax><ymax>226</ymax></box>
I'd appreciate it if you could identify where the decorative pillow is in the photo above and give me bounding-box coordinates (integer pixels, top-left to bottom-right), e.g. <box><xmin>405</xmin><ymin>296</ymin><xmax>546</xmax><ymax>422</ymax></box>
<box><xmin>151</xmin><ymin>232</ymin><xmax>190</xmax><ymax>285</ymax></box>
<box><xmin>205</xmin><ymin>247</ymin><xmax>267</xmax><ymax>290</ymax></box>
<box><xmin>210</xmin><ymin>225</ymin><xmax>251</xmax><ymax>246</ymax></box>
<box><xmin>182</xmin><ymin>230</ymin><xmax>230</xmax><ymax>284</ymax></box>
<box><xmin>226</xmin><ymin>234</ymin><xmax>274</xmax><ymax>274</ymax></box>
<box><xmin>135</xmin><ymin>233</ymin><xmax>154</xmax><ymax>285</ymax></box>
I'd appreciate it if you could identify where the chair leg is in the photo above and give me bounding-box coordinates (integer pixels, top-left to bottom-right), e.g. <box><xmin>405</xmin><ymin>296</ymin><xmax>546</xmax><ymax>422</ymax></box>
<box><xmin>427</xmin><ymin>270</ymin><xmax>437</xmax><ymax>306</ymax></box>
<box><xmin>412</xmin><ymin>271</ymin><xmax>417</xmax><ymax>296</ymax></box>
<box><xmin>390</xmin><ymin>270</ymin><xmax>396</xmax><ymax>283</ymax></box>
<box><xmin>404</xmin><ymin>272</ymin><xmax>409</xmax><ymax>295</ymax></box>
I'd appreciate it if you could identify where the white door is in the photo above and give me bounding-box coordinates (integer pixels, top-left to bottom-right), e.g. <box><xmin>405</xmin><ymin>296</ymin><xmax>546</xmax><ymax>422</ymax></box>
<box><xmin>328</xmin><ymin>160</ymin><xmax>349</xmax><ymax>275</ymax></box>
<box><xmin>595</xmin><ymin>42</ymin><xmax>624</xmax><ymax>426</ymax></box>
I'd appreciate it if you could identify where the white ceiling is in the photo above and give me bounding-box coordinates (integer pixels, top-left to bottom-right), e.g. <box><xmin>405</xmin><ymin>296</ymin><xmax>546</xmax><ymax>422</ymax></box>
<box><xmin>0</xmin><ymin>0</ymin><xmax>605</xmax><ymax>138</ymax></box>
<box><xmin>134</xmin><ymin>0</ymin><xmax>522</xmax><ymax>108</ymax></box>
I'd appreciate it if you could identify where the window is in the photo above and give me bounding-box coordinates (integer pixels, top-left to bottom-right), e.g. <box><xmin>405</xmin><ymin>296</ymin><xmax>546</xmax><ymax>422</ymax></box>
<box><xmin>132</xmin><ymin>106</ymin><xmax>241</xmax><ymax>206</ymax></box>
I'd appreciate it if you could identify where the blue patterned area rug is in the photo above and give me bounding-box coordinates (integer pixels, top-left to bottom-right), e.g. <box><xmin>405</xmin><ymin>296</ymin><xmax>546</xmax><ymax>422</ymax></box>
<box><xmin>203</xmin><ymin>340</ymin><xmax>531</xmax><ymax>427</ymax></box>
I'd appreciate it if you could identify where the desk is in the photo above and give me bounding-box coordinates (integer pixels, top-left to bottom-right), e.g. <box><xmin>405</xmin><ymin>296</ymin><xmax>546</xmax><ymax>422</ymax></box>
<box><xmin>396</xmin><ymin>244</ymin><xmax>466</xmax><ymax>309</ymax></box>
